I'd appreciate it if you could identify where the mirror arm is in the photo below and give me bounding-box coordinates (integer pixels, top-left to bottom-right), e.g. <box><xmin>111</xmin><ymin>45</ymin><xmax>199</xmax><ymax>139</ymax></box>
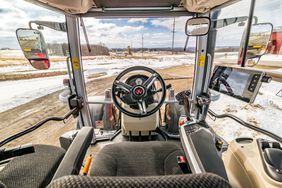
<box><xmin>29</xmin><ymin>21</ymin><xmax>67</xmax><ymax>32</ymax></box>
<box><xmin>213</xmin><ymin>16</ymin><xmax>248</xmax><ymax>29</ymax></box>
<box><xmin>241</xmin><ymin>0</ymin><xmax>256</xmax><ymax>67</ymax></box>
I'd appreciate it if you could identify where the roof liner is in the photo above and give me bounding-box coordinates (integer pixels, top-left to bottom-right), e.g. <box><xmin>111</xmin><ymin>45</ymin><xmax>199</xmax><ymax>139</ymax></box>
<box><xmin>94</xmin><ymin>0</ymin><xmax>182</xmax><ymax>8</ymax></box>
<box><xmin>183</xmin><ymin>0</ymin><xmax>231</xmax><ymax>13</ymax></box>
<box><xmin>32</xmin><ymin>0</ymin><xmax>233</xmax><ymax>14</ymax></box>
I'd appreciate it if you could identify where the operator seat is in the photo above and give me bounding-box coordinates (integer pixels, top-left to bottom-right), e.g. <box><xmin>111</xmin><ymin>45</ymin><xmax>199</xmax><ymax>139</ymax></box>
<box><xmin>0</xmin><ymin>145</ymin><xmax>65</xmax><ymax>188</ymax></box>
<box><xmin>90</xmin><ymin>141</ymin><xmax>185</xmax><ymax>176</ymax></box>
<box><xmin>66</xmin><ymin>141</ymin><xmax>230</xmax><ymax>188</ymax></box>
<box><xmin>48</xmin><ymin>173</ymin><xmax>231</xmax><ymax>188</ymax></box>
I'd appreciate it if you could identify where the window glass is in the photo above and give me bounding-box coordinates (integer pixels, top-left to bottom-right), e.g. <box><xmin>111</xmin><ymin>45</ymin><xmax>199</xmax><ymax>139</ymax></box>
<box><xmin>0</xmin><ymin>0</ymin><xmax>72</xmax><ymax>147</ymax></box>
<box><xmin>213</xmin><ymin>0</ymin><xmax>251</xmax><ymax>65</ymax></box>
<box><xmin>81</xmin><ymin>17</ymin><xmax>195</xmax><ymax>95</ymax></box>
<box><xmin>208</xmin><ymin>0</ymin><xmax>282</xmax><ymax>142</ymax></box>
<box><xmin>81</xmin><ymin>17</ymin><xmax>196</xmax><ymax>127</ymax></box>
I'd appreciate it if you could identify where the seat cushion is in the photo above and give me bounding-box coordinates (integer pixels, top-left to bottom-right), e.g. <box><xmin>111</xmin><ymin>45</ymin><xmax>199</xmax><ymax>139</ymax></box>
<box><xmin>47</xmin><ymin>173</ymin><xmax>231</xmax><ymax>188</ymax></box>
<box><xmin>90</xmin><ymin>141</ymin><xmax>185</xmax><ymax>176</ymax></box>
<box><xmin>0</xmin><ymin>145</ymin><xmax>65</xmax><ymax>188</ymax></box>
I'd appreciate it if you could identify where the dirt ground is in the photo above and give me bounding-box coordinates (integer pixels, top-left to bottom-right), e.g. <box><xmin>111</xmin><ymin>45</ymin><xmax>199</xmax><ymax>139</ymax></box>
<box><xmin>0</xmin><ymin>64</ymin><xmax>194</xmax><ymax>147</ymax></box>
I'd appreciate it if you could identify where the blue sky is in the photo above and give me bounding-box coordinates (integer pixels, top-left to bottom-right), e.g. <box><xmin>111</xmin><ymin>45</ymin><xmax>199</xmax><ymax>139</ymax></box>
<box><xmin>0</xmin><ymin>0</ymin><xmax>189</xmax><ymax>49</ymax></box>
<box><xmin>0</xmin><ymin>0</ymin><xmax>281</xmax><ymax>49</ymax></box>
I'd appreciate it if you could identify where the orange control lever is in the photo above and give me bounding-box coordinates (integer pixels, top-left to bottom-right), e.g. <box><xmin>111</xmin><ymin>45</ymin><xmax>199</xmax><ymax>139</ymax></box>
<box><xmin>82</xmin><ymin>154</ymin><xmax>93</xmax><ymax>175</ymax></box>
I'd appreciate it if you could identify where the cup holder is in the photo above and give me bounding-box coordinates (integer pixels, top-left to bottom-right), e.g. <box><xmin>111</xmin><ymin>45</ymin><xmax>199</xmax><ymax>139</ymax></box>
<box><xmin>235</xmin><ymin>137</ymin><xmax>253</xmax><ymax>144</ymax></box>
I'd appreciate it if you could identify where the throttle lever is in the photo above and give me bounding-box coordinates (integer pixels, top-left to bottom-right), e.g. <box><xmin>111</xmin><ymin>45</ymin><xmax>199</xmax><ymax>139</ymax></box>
<box><xmin>154</xmin><ymin>84</ymin><xmax>172</xmax><ymax>93</ymax></box>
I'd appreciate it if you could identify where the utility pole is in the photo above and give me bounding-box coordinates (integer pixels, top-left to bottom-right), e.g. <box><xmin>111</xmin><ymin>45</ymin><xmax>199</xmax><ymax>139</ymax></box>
<box><xmin>171</xmin><ymin>17</ymin><xmax>175</xmax><ymax>54</ymax></box>
<box><xmin>142</xmin><ymin>33</ymin><xmax>144</xmax><ymax>57</ymax></box>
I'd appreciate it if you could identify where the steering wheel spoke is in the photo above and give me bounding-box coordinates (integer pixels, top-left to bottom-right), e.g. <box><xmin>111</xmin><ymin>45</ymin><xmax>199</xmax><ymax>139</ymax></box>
<box><xmin>137</xmin><ymin>100</ymin><xmax>147</xmax><ymax>115</ymax></box>
<box><xmin>114</xmin><ymin>80</ymin><xmax>132</xmax><ymax>93</ymax></box>
<box><xmin>143</xmin><ymin>73</ymin><xmax>158</xmax><ymax>89</ymax></box>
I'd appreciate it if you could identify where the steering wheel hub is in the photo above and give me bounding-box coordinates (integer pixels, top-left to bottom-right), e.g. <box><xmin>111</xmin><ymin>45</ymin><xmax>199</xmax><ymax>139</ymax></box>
<box><xmin>132</xmin><ymin>85</ymin><xmax>146</xmax><ymax>99</ymax></box>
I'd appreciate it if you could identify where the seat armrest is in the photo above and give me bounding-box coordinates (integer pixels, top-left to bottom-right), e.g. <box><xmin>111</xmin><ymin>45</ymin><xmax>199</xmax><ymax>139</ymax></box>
<box><xmin>52</xmin><ymin>127</ymin><xmax>93</xmax><ymax>180</ymax></box>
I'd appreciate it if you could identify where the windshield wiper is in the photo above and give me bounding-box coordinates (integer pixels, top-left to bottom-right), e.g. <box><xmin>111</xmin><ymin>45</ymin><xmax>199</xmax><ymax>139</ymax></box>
<box><xmin>80</xmin><ymin>17</ymin><xmax>91</xmax><ymax>53</ymax></box>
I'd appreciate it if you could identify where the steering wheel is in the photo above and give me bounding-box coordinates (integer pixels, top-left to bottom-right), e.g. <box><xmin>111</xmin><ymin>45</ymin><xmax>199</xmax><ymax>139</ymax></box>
<box><xmin>112</xmin><ymin>66</ymin><xmax>166</xmax><ymax>118</ymax></box>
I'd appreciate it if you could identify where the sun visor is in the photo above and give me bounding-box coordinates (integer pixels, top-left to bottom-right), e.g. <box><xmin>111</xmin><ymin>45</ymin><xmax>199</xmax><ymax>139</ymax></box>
<box><xmin>37</xmin><ymin>0</ymin><xmax>94</xmax><ymax>14</ymax></box>
<box><xmin>182</xmin><ymin>0</ymin><xmax>231</xmax><ymax>13</ymax></box>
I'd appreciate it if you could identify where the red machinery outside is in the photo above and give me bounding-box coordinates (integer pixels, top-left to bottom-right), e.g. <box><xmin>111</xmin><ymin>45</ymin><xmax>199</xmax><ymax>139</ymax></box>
<box><xmin>268</xmin><ymin>29</ymin><xmax>282</xmax><ymax>54</ymax></box>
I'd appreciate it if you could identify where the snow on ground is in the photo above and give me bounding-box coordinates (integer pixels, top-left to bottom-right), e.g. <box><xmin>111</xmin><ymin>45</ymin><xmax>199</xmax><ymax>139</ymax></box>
<box><xmin>0</xmin><ymin>50</ymin><xmax>24</xmax><ymax>58</ymax></box>
<box><xmin>0</xmin><ymin>55</ymin><xmax>194</xmax><ymax>75</ymax></box>
<box><xmin>208</xmin><ymin>80</ymin><xmax>282</xmax><ymax>142</ymax></box>
<box><xmin>83</xmin><ymin>55</ymin><xmax>194</xmax><ymax>76</ymax></box>
<box><xmin>0</xmin><ymin>55</ymin><xmax>194</xmax><ymax>112</ymax></box>
<box><xmin>215</xmin><ymin>52</ymin><xmax>282</xmax><ymax>62</ymax></box>
<box><xmin>0</xmin><ymin>76</ymin><xmax>66</xmax><ymax>112</ymax></box>
<box><xmin>274</xmin><ymin>68</ymin><xmax>282</xmax><ymax>73</ymax></box>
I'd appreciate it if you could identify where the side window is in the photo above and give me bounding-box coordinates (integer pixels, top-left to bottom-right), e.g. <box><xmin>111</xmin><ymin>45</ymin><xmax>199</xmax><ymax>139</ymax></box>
<box><xmin>0</xmin><ymin>4</ymin><xmax>72</xmax><ymax>147</ymax></box>
<box><xmin>213</xmin><ymin>0</ymin><xmax>251</xmax><ymax>65</ymax></box>
<box><xmin>208</xmin><ymin>0</ymin><xmax>282</xmax><ymax>142</ymax></box>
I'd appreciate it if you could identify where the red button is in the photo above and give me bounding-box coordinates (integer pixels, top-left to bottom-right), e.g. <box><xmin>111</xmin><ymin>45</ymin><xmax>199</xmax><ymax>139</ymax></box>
<box><xmin>179</xmin><ymin>156</ymin><xmax>186</xmax><ymax>163</ymax></box>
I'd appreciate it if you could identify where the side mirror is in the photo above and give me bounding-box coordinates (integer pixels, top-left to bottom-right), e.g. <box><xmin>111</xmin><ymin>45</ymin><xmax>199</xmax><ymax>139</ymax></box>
<box><xmin>247</xmin><ymin>23</ymin><xmax>273</xmax><ymax>59</ymax></box>
<box><xmin>185</xmin><ymin>17</ymin><xmax>211</xmax><ymax>36</ymax></box>
<box><xmin>16</xmin><ymin>28</ymin><xmax>50</xmax><ymax>70</ymax></box>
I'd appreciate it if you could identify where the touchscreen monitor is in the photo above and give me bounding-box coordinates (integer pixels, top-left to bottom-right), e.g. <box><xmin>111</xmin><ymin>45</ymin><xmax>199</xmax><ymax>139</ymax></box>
<box><xmin>209</xmin><ymin>66</ymin><xmax>264</xmax><ymax>103</ymax></box>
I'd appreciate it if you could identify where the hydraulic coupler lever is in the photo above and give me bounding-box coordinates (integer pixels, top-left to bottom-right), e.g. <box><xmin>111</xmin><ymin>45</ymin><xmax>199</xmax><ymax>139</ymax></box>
<box><xmin>68</xmin><ymin>94</ymin><xmax>84</xmax><ymax>118</ymax></box>
<box><xmin>196</xmin><ymin>93</ymin><xmax>211</xmax><ymax>123</ymax></box>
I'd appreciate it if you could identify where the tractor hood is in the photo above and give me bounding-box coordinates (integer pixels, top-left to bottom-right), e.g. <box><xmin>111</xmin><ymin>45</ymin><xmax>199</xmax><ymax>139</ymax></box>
<box><xmin>26</xmin><ymin>0</ymin><xmax>234</xmax><ymax>14</ymax></box>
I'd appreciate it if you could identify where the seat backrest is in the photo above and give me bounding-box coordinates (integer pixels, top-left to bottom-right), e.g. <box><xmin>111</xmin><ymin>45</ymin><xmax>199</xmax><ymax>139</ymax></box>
<box><xmin>0</xmin><ymin>145</ymin><xmax>65</xmax><ymax>188</ymax></box>
<box><xmin>47</xmin><ymin>173</ymin><xmax>231</xmax><ymax>188</ymax></box>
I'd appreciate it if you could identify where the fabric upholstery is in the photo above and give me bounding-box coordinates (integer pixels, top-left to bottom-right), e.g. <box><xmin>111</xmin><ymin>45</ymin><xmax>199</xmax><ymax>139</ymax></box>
<box><xmin>90</xmin><ymin>141</ymin><xmax>185</xmax><ymax>176</ymax></box>
<box><xmin>0</xmin><ymin>145</ymin><xmax>65</xmax><ymax>188</ymax></box>
<box><xmin>47</xmin><ymin>173</ymin><xmax>231</xmax><ymax>188</ymax></box>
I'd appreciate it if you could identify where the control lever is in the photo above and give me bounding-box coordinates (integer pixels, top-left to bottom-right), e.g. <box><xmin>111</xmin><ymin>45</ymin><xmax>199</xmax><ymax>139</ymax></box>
<box><xmin>153</xmin><ymin>84</ymin><xmax>172</xmax><ymax>93</ymax></box>
<box><xmin>196</xmin><ymin>93</ymin><xmax>211</xmax><ymax>123</ymax></box>
<box><xmin>176</xmin><ymin>90</ymin><xmax>192</xmax><ymax>116</ymax></box>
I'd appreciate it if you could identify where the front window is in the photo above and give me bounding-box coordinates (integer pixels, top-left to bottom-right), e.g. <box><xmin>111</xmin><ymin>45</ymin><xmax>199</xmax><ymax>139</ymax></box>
<box><xmin>81</xmin><ymin>17</ymin><xmax>196</xmax><ymax>128</ymax></box>
<box><xmin>81</xmin><ymin>17</ymin><xmax>195</xmax><ymax>93</ymax></box>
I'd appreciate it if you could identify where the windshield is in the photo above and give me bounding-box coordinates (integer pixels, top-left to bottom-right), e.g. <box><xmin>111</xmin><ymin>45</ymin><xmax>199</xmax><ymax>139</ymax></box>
<box><xmin>209</xmin><ymin>0</ymin><xmax>282</xmax><ymax>142</ymax></box>
<box><xmin>80</xmin><ymin>17</ymin><xmax>196</xmax><ymax>129</ymax></box>
<box><xmin>81</xmin><ymin>17</ymin><xmax>195</xmax><ymax>93</ymax></box>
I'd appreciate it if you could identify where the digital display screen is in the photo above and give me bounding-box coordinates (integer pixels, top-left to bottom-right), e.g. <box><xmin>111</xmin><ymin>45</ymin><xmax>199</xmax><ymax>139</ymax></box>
<box><xmin>209</xmin><ymin>66</ymin><xmax>262</xmax><ymax>103</ymax></box>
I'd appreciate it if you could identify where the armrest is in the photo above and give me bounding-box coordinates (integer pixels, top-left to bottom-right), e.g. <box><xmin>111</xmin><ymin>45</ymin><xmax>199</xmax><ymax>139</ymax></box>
<box><xmin>52</xmin><ymin>127</ymin><xmax>93</xmax><ymax>180</ymax></box>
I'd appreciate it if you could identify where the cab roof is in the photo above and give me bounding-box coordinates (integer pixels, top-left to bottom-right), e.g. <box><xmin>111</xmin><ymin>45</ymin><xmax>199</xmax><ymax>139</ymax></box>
<box><xmin>25</xmin><ymin>0</ymin><xmax>238</xmax><ymax>17</ymax></box>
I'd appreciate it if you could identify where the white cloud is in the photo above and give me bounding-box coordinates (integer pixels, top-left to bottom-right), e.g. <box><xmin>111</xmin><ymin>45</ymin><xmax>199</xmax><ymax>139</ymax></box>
<box><xmin>0</xmin><ymin>0</ymin><xmax>65</xmax><ymax>49</ymax></box>
<box><xmin>128</xmin><ymin>18</ymin><xmax>148</xmax><ymax>23</ymax></box>
<box><xmin>150</xmin><ymin>17</ymin><xmax>188</xmax><ymax>31</ymax></box>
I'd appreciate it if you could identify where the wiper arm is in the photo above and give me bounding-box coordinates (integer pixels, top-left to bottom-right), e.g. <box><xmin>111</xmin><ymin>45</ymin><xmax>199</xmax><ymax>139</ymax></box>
<box><xmin>80</xmin><ymin>17</ymin><xmax>91</xmax><ymax>53</ymax></box>
<box><xmin>208</xmin><ymin>109</ymin><xmax>282</xmax><ymax>143</ymax></box>
<box><xmin>184</xmin><ymin>36</ymin><xmax>189</xmax><ymax>52</ymax></box>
